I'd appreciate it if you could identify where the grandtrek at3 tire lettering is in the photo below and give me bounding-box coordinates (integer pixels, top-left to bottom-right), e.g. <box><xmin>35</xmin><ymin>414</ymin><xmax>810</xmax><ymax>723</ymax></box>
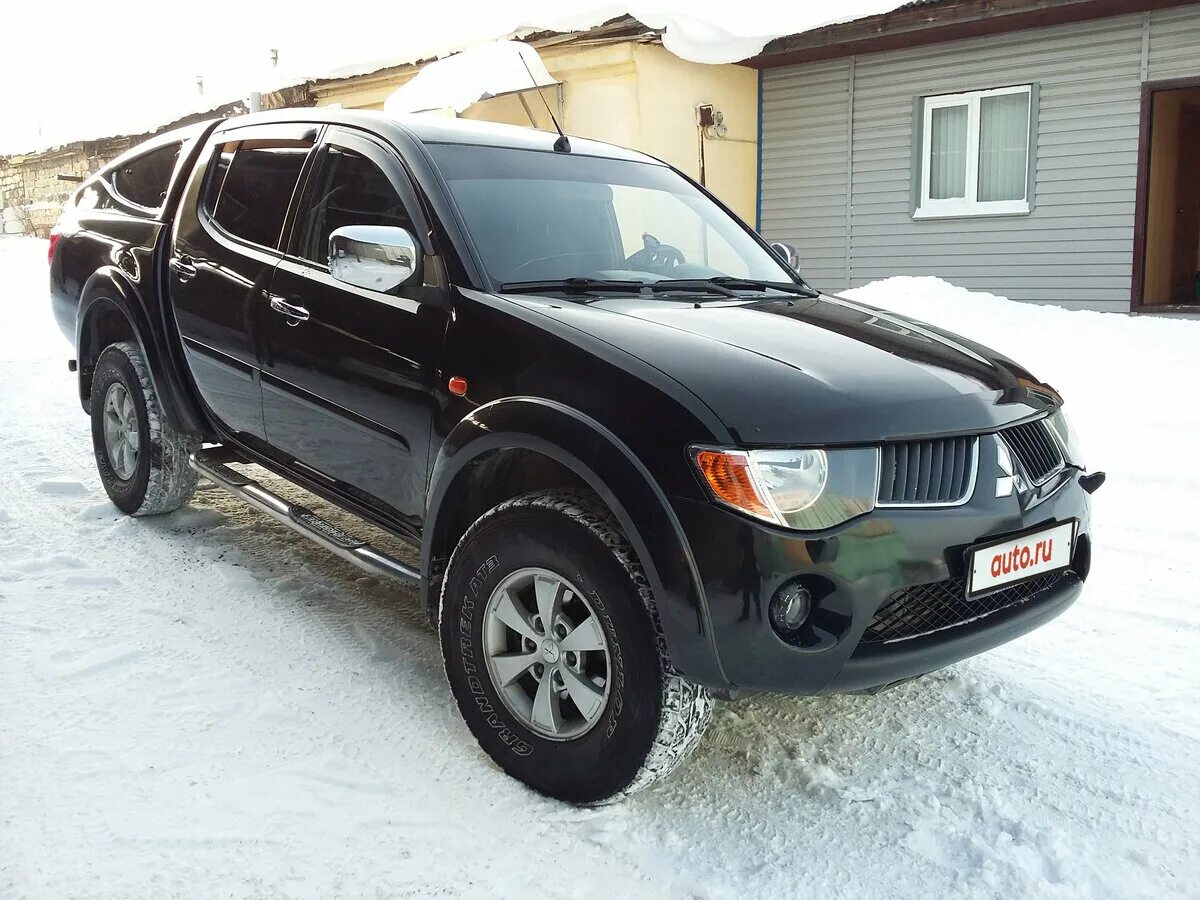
<box><xmin>456</xmin><ymin>562</ymin><xmax>533</xmax><ymax>757</ymax></box>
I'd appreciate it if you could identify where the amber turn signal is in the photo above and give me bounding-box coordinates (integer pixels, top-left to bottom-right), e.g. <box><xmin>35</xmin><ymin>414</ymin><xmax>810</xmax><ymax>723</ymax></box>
<box><xmin>693</xmin><ymin>449</ymin><xmax>773</xmax><ymax>520</ymax></box>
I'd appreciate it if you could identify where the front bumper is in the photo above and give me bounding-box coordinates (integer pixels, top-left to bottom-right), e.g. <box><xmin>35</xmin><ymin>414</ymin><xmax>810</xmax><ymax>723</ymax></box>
<box><xmin>672</xmin><ymin>459</ymin><xmax>1093</xmax><ymax>697</ymax></box>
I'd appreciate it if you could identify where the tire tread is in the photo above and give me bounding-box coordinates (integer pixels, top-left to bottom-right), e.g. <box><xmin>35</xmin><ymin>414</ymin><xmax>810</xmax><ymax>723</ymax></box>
<box><xmin>439</xmin><ymin>489</ymin><xmax>712</xmax><ymax>803</ymax></box>
<box><xmin>96</xmin><ymin>341</ymin><xmax>199</xmax><ymax>516</ymax></box>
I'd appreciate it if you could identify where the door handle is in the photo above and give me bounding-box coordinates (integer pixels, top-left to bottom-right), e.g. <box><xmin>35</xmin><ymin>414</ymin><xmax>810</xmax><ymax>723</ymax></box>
<box><xmin>169</xmin><ymin>256</ymin><xmax>197</xmax><ymax>282</ymax></box>
<box><xmin>269</xmin><ymin>296</ymin><xmax>311</xmax><ymax>325</ymax></box>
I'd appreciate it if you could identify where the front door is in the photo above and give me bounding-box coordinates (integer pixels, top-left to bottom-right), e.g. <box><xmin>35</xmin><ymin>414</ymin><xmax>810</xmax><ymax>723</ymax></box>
<box><xmin>170</xmin><ymin>123</ymin><xmax>316</xmax><ymax>441</ymax></box>
<box><xmin>261</xmin><ymin>128</ymin><xmax>450</xmax><ymax>531</ymax></box>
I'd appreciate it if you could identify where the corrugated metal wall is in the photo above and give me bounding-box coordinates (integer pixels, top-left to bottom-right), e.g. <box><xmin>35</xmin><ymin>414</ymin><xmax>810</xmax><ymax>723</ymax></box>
<box><xmin>758</xmin><ymin>9</ymin><xmax>1200</xmax><ymax>312</ymax></box>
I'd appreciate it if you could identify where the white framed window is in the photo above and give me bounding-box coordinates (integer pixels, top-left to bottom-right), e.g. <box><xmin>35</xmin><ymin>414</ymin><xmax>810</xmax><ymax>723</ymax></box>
<box><xmin>914</xmin><ymin>84</ymin><xmax>1034</xmax><ymax>219</ymax></box>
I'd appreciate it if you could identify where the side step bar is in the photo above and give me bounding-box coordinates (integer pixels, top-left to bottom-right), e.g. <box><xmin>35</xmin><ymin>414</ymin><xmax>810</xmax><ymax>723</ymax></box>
<box><xmin>189</xmin><ymin>449</ymin><xmax>420</xmax><ymax>584</ymax></box>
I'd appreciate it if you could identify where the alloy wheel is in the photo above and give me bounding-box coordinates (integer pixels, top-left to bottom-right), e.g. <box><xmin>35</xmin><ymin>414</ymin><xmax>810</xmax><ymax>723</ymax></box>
<box><xmin>102</xmin><ymin>382</ymin><xmax>140</xmax><ymax>480</ymax></box>
<box><xmin>482</xmin><ymin>567</ymin><xmax>611</xmax><ymax>741</ymax></box>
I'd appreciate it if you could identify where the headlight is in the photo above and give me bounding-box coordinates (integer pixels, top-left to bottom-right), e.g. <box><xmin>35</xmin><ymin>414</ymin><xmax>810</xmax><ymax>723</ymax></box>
<box><xmin>1046</xmin><ymin>408</ymin><xmax>1085</xmax><ymax>469</ymax></box>
<box><xmin>691</xmin><ymin>446</ymin><xmax>879</xmax><ymax>530</ymax></box>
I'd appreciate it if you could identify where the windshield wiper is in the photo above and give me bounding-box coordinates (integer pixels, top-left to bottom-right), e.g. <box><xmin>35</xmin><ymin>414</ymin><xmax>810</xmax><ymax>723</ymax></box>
<box><xmin>647</xmin><ymin>279</ymin><xmax>740</xmax><ymax>298</ymax></box>
<box><xmin>650</xmin><ymin>277</ymin><xmax>818</xmax><ymax>299</ymax></box>
<box><xmin>499</xmin><ymin>278</ymin><xmax>646</xmax><ymax>295</ymax></box>
<box><xmin>497</xmin><ymin>275</ymin><xmax>820</xmax><ymax>302</ymax></box>
<box><xmin>705</xmin><ymin>277</ymin><xmax>820</xmax><ymax>298</ymax></box>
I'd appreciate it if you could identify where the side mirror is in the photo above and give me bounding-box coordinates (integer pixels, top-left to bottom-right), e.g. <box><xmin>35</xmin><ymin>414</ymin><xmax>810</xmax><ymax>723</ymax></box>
<box><xmin>768</xmin><ymin>240</ymin><xmax>800</xmax><ymax>271</ymax></box>
<box><xmin>329</xmin><ymin>225</ymin><xmax>421</xmax><ymax>293</ymax></box>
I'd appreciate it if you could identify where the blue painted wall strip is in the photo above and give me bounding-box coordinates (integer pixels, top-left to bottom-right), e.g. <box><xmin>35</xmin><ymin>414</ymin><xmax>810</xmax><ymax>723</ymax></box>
<box><xmin>755</xmin><ymin>69</ymin><xmax>763</xmax><ymax>232</ymax></box>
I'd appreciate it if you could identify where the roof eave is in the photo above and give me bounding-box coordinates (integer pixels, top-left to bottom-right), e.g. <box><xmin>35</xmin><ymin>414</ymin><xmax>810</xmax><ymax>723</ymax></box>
<box><xmin>309</xmin><ymin>14</ymin><xmax>658</xmax><ymax>91</ymax></box>
<box><xmin>742</xmin><ymin>0</ymin><xmax>1200</xmax><ymax>69</ymax></box>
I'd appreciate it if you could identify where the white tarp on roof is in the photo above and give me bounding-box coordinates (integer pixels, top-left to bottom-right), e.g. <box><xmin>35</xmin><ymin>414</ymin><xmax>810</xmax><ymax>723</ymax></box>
<box><xmin>2</xmin><ymin>0</ymin><xmax>907</xmax><ymax>154</ymax></box>
<box><xmin>383</xmin><ymin>41</ymin><xmax>556</xmax><ymax>115</ymax></box>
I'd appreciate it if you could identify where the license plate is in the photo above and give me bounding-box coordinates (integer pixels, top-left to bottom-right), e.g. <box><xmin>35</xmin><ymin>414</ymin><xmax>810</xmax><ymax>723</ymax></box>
<box><xmin>966</xmin><ymin>520</ymin><xmax>1075</xmax><ymax>599</ymax></box>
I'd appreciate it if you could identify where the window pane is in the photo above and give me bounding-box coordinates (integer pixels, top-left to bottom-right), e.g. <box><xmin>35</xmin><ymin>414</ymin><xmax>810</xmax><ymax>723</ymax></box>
<box><xmin>428</xmin><ymin>143</ymin><xmax>793</xmax><ymax>285</ymax></box>
<box><xmin>610</xmin><ymin>186</ymin><xmax>749</xmax><ymax>277</ymax></box>
<box><xmin>201</xmin><ymin>146</ymin><xmax>234</xmax><ymax>215</ymax></box>
<box><xmin>212</xmin><ymin>146</ymin><xmax>308</xmax><ymax>248</ymax></box>
<box><xmin>111</xmin><ymin>143</ymin><xmax>180</xmax><ymax>209</ymax></box>
<box><xmin>978</xmin><ymin>92</ymin><xmax>1030</xmax><ymax>202</ymax></box>
<box><xmin>298</xmin><ymin>147</ymin><xmax>411</xmax><ymax>265</ymax></box>
<box><xmin>929</xmin><ymin>105</ymin><xmax>968</xmax><ymax>200</ymax></box>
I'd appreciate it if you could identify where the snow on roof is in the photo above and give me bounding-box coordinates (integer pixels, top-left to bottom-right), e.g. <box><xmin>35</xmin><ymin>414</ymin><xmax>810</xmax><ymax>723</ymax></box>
<box><xmin>382</xmin><ymin>41</ymin><xmax>558</xmax><ymax>115</ymax></box>
<box><xmin>2</xmin><ymin>0</ymin><xmax>906</xmax><ymax>155</ymax></box>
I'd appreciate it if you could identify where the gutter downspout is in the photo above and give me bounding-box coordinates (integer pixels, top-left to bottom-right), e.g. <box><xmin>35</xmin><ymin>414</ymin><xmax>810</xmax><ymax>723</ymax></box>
<box><xmin>845</xmin><ymin>56</ymin><xmax>856</xmax><ymax>291</ymax></box>
<box><xmin>755</xmin><ymin>71</ymin><xmax>763</xmax><ymax>231</ymax></box>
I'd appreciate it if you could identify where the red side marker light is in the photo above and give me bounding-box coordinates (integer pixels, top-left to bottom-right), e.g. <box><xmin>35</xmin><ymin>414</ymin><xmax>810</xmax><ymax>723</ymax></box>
<box><xmin>448</xmin><ymin>376</ymin><xmax>468</xmax><ymax>397</ymax></box>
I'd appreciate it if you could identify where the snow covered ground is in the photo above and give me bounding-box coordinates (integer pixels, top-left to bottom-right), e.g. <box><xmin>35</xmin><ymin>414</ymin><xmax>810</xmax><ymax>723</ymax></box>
<box><xmin>2</xmin><ymin>234</ymin><xmax>1198</xmax><ymax>898</ymax></box>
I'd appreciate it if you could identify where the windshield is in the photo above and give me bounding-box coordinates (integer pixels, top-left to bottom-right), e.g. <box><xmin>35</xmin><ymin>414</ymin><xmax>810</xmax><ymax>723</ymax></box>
<box><xmin>427</xmin><ymin>143</ymin><xmax>797</xmax><ymax>288</ymax></box>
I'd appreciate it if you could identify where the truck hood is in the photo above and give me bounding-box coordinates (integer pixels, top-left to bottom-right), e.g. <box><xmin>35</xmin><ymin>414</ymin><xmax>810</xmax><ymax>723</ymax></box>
<box><xmin>513</xmin><ymin>292</ymin><xmax>1059</xmax><ymax>445</ymax></box>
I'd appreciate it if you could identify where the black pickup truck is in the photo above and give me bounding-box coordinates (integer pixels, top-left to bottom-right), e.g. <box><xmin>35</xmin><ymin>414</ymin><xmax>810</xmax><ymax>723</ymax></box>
<box><xmin>49</xmin><ymin>109</ymin><xmax>1100</xmax><ymax>804</ymax></box>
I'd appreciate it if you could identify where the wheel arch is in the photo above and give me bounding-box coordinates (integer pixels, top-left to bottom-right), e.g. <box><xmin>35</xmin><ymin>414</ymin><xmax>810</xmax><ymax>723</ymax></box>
<box><xmin>423</xmin><ymin>397</ymin><xmax>728</xmax><ymax>690</ymax></box>
<box><xmin>76</xmin><ymin>269</ymin><xmax>207</xmax><ymax>435</ymax></box>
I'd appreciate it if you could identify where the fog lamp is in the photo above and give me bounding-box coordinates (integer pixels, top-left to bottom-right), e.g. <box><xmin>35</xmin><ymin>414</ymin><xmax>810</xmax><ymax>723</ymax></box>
<box><xmin>769</xmin><ymin>581</ymin><xmax>813</xmax><ymax>636</ymax></box>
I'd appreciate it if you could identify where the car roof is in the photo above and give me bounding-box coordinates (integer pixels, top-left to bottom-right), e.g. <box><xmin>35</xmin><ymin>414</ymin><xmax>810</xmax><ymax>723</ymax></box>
<box><xmin>213</xmin><ymin>107</ymin><xmax>661</xmax><ymax>165</ymax></box>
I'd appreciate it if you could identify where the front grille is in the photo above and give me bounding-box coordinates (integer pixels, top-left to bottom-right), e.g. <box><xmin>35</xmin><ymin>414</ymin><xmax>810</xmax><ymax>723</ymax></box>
<box><xmin>1001</xmin><ymin>419</ymin><xmax>1064</xmax><ymax>484</ymax></box>
<box><xmin>878</xmin><ymin>436</ymin><xmax>977</xmax><ymax>506</ymax></box>
<box><xmin>862</xmin><ymin>571</ymin><xmax>1066</xmax><ymax>644</ymax></box>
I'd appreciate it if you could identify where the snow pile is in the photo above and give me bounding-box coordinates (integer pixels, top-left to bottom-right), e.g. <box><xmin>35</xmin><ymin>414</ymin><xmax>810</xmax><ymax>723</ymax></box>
<box><xmin>3</xmin><ymin>0</ymin><xmax>906</xmax><ymax>154</ymax></box>
<box><xmin>2</xmin><ymin>238</ymin><xmax>1198</xmax><ymax>898</ymax></box>
<box><xmin>384</xmin><ymin>41</ymin><xmax>558</xmax><ymax>115</ymax></box>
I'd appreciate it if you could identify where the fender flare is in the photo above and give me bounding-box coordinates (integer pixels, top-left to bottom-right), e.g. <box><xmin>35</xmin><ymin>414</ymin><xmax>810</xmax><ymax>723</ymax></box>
<box><xmin>423</xmin><ymin>397</ymin><xmax>728</xmax><ymax>690</ymax></box>
<box><xmin>76</xmin><ymin>268</ymin><xmax>207</xmax><ymax>435</ymax></box>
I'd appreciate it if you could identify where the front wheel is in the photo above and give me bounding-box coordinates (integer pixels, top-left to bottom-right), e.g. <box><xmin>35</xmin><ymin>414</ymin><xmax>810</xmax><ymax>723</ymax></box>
<box><xmin>439</xmin><ymin>490</ymin><xmax>712</xmax><ymax>804</ymax></box>
<box><xmin>89</xmin><ymin>341</ymin><xmax>199</xmax><ymax>516</ymax></box>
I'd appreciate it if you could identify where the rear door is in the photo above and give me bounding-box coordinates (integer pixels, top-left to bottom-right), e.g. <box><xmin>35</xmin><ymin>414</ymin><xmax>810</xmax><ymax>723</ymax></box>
<box><xmin>261</xmin><ymin>127</ymin><xmax>450</xmax><ymax>531</ymax></box>
<box><xmin>170</xmin><ymin>123</ymin><xmax>318</xmax><ymax>442</ymax></box>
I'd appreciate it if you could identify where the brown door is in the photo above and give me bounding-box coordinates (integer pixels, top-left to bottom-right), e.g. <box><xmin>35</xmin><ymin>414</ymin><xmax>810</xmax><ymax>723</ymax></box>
<box><xmin>1170</xmin><ymin>103</ymin><xmax>1200</xmax><ymax>305</ymax></box>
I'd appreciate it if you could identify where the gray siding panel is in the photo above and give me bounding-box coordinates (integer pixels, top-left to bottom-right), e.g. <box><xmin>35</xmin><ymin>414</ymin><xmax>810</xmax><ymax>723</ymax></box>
<box><xmin>757</xmin><ymin>8</ymin><xmax>1200</xmax><ymax>312</ymax></box>
<box><xmin>848</xmin><ymin>15</ymin><xmax>1141</xmax><ymax>307</ymax></box>
<box><xmin>1148</xmin><ymin>7</ymin><xmax>1200</xmax><ymax>80</ymax></box>
<box><xmin>759</xmin><ymin>60</ymin><xmax>852</xmax><ymax>291</ymax></box>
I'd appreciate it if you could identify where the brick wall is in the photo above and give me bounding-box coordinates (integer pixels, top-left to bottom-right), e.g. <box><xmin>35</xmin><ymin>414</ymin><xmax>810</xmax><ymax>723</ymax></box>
<box><xmin>0</xmin><ymin>139</ymin><xmax>132</xmax><ymax>235</ymax></box>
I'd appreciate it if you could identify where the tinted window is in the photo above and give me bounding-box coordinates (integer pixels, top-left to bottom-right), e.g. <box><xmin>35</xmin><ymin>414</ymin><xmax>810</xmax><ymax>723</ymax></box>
<box><xmin>427</xmin><ymin>143</ymin><xmax>793</xmax><ymax>286</ymax></box>
<box><xmin>110</xmin><ymin>142</ymin><xmax>180</xmax><ymax>210</ymax></box>
<box><xmin>207</xmin><ymin>144</ymin><xmax>308</xmax><ymax>249</ymax></box>
<box><xmin>297</xmin><ymin>146</ymin><xmax>412</xmax><ymax>265</ymax></box>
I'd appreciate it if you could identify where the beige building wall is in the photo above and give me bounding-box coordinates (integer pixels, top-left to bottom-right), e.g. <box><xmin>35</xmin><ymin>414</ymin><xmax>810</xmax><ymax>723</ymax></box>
<box><xmin>312</xmin><ymin>40</ymin><xmax>759</xmax><ymax>224</ymax></box>
<box><xmin>629</xmin><ymin>44</ymin><xmax>759</xmax><ymax>224</ymax></box>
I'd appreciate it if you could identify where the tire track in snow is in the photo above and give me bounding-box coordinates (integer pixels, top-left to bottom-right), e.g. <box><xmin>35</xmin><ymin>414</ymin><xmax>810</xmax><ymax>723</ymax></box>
<box><xmin>2</xmin><ymin>353</ymin><xmax>664</xmax><ymax>898</ymax></box>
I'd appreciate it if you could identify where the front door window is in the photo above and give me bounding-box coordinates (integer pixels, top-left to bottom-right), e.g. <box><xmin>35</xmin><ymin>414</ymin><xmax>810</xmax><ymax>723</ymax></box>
<box><xmin>297</xmin><ymin>147</ymin><xmax>413</xmax><ymax>270</ymax></box>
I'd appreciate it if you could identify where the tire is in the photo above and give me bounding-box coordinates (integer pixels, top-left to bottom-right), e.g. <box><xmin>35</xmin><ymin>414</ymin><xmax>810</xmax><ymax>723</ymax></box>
<box><xmin>90</xmin><ymin>341</ymin><xmax>199</xmax><ymax>516</ymax></box>
<box><xmin>439</xmin><ymin>490</ymin><xmax>712</xmax><ymax>804</ymax></box>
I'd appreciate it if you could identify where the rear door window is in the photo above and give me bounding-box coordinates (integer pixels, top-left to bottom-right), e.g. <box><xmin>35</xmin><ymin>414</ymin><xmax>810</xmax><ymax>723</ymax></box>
<box><xmin>110</xmin><ymin>142</ymin><xmax>181</xmax><ymax>210</ymax></box>
<box><xmin>205</xmin><ymin>142</ymin><xmax>309</xmax><ymax>249</ymax></box>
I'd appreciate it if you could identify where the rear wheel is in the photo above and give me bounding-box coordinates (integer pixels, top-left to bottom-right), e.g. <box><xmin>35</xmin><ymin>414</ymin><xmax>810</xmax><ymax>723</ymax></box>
<box><xmin>90</xmin><ymin>341</ymin><xmax>199</xmax><ymax>516</ymax></box>
<box><xmin>439</xmin><ymin>490</ymin><xmax>712</xmax><ymax>804</ymax></box>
